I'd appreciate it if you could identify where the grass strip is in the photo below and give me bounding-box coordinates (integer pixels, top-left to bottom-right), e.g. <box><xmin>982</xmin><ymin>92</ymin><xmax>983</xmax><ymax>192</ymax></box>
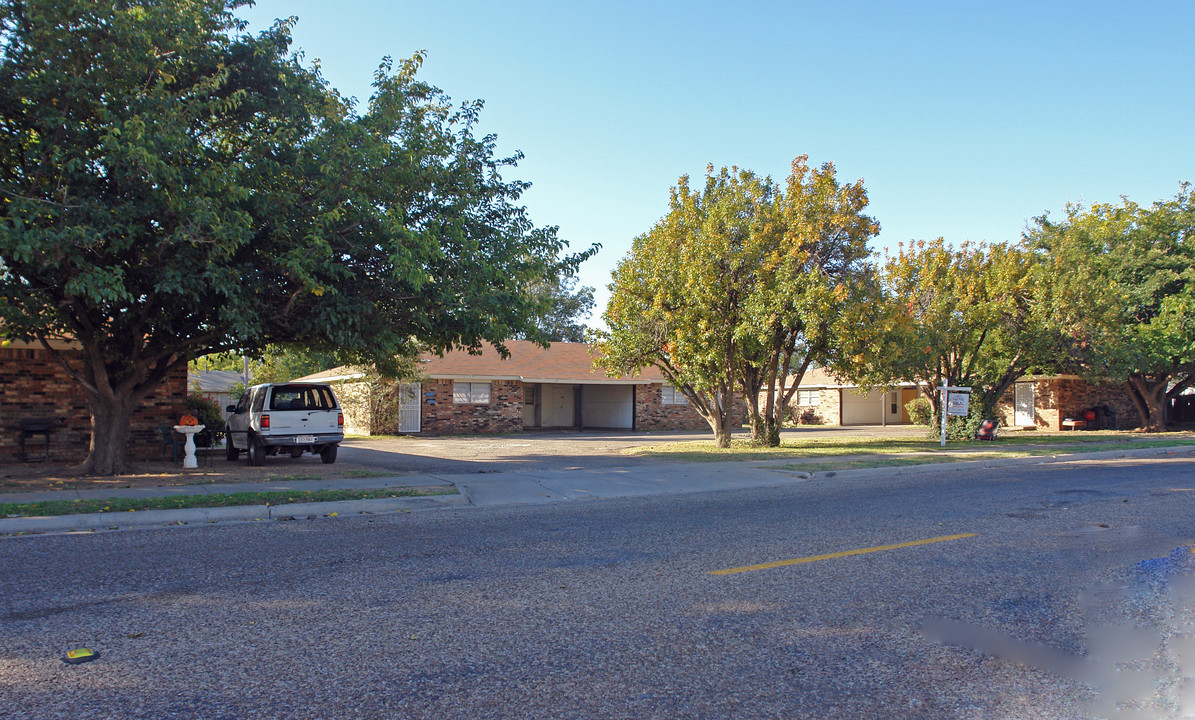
<box><xmin>0</xmin><ymin>486</ymin><xmax>457</xmax><ymax>518</ymax></box>
<box><xmin>626</xmin><ymin>434</ymin><xmax>1195</xmax><ymax>462</ymax></box>
<box><xmin>773</xmin><ymin>442</ymin><xmax>1195</xmax><ymax>473</ymax></box>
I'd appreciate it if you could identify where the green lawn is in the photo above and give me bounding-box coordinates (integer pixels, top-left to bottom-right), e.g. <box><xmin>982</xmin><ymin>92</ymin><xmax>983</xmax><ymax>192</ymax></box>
<box><xmin>626</xmin><ymin>431</ymin><xmax>1195</xmax><ymax>464</ymax></box>
<box><xmin>0</xmin><ymin>486</ymin><xmax>457</xmax><ymax>518</ymax></box>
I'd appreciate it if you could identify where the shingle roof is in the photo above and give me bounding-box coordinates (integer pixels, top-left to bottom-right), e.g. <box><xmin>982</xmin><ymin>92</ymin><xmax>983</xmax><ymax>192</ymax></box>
<box><xmin>297</xmin><ymin>340</ymin><xmax>666</xmax><ymax>385</ymax></box>
<box><xmin>189</xmin><ymin>369</ymin><xmax>248</xmax><ymax>393</ymax></box>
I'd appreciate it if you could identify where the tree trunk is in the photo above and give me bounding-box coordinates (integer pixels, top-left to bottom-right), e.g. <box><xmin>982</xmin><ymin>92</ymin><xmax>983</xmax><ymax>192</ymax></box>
<box><xmin>762</xmin><ymin>379</ymin><xmax>782</xmax><ymax>447</ymax></box>
<box><xmin>1126</xmin><ymin>376</ymin><xmax>1168</xmax><ymax>432</ymax></box>
<box><xmin>743</xmin><ymin>371</ymin><xmax>776</xmax><ymax>446</ymax></box>
<box><xmin>744</xmin><ymin>389</ymin><xmax>764</xmax><ymax>443</ymax></box>
<box><xmin>676</xmin><ymin>381</ymin><xmax>734</xmax><ymax>449</ymax></box>
<box><xmin>82</xmin><ymin>388</ymin><xmax>142</xmax><ymax>475</ymax></box>
<box><xmin>710</xmin><ymin>408</ymin><xmax>733</xmax><ymax>448</ymax></box>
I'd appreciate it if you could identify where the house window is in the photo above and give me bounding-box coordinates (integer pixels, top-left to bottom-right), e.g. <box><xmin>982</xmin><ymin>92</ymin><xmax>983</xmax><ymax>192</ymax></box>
<box><xmin>796</xmin><ymin>389</ymin><xmax>819</xmax><ymax>406</ymax></box>
<box><xmin>662</xmin><ymin>385</ymin><xmax>688</xmax><ymax>405</ymax></box>
<box><xmin>453</xmin><ymin>381</ymin><xmax>491</xmax><ymax>404</ymax></box>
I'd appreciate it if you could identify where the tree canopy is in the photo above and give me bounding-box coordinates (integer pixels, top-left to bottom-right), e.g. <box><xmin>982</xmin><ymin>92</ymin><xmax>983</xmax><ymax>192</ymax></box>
<box><xmin>1026</xmin><ymin>187</ymin><xmax>1195</xmax><ymax>430</ymax></box>
<box><xmin>0</xmin><ymin>0</ymin><xmax>592</xmax><ymax>473</ymax></box>
<box><xmin>596</xmin><ymin>158</ymin><xmax>878</xmax><ymax>446</ymax></box>
<box><xmin>848</xmin><ymin>238</ymin><xmax>1065</xmax><ymax>433</ymax></box>
<box><xmin>519</xmin><ymin>275</ymin><xmax>595</xmax><ymax>343</ymax></box>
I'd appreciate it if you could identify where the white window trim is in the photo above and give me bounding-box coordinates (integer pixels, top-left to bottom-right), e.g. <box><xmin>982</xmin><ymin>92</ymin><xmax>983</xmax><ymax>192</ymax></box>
<box><xmin>662</xmin><ymin>385</ymin><xmax>688</xmax><ymax>405</ymax></box>
<box><xmin>796</xmin><ymin>389</ymin><xmax>819</xmax><ymax>406</ymax></box>
<box><xmin>453</xmin><ymin>381</ymin><xmax>491</xmax><ymax>405</ymax></box>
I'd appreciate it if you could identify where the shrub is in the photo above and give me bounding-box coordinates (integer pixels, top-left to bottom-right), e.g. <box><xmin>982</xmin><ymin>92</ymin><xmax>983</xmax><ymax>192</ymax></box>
<box><xmin>905</xmin><ymin>397</ymin><xmax>932</xmax><ymax>426</ymax></box>
<box><xmin>929</xmin><ymin>404</ymin><xmax>991</xmax><ymax>441</ymax></box>
<box><xmin>185</xmin><ymin>394</ymin><xmax>226</xmax><ymax>447</ymax></box>
<box><xmin>797</xmin><ymin>408</ymin><xmax>822</xmax><ymax>425</ymax></box>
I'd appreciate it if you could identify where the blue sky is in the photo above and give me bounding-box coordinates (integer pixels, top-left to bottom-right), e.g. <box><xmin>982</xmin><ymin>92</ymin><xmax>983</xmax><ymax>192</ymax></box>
<box><xmin>240</xmin><ymin>1</ymin><xmax>1194</xmax><ymax>325</ymax></box>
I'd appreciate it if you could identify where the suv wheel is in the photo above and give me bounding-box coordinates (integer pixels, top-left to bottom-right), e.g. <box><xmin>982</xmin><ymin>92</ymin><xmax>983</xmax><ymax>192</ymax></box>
<box><xmin>225</xmin><ymin>433</ymin><xmax>239</xmax><ymax>461</ymax></box>
<box><xmin>320</xmin><ymin>444</ymin><xmax>338</xmax><ymax>464</ymax></box>
<box><xmin>247</xmin><ymin>435</ymin><xmax>264</xmax><ymax>466</ymax></box>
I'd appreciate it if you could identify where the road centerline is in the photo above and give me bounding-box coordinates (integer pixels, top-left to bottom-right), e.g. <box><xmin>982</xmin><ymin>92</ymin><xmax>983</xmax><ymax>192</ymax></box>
<box><xmin>708</xmin><ymin>532</ymin><xmax>979</xmax><ymax>576</ymax></box>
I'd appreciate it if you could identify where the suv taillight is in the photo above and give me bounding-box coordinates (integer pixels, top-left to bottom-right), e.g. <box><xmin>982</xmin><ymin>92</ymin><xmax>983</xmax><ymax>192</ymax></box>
<box><xmin>261</xmin><ymin>414</ymin><xmax>270</xmax><ymax>429</ymax></box>
<box><xmin>338</xmin><ymin>412</ymin><xmax>344</xmax><ymax>428</ymax></box>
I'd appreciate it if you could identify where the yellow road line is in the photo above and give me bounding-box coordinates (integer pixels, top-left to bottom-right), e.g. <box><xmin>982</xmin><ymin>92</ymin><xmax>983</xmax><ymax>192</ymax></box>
<box><xmin>708</xmin><ymin>533</ymin><xmax>979</xmax><ymax>576</ymax></box>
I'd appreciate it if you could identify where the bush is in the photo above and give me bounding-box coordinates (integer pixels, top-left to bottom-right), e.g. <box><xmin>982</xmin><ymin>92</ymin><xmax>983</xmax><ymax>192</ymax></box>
<box><xmin>797</xmin><ymin>408</ymin><xmax>822</xmax><ymax>425</ymax></box>
<box><xmin>928</xmin><ymin>404</ymin><xmax>990</xmax><ymax>441</ymax></box>
<box><xmin>905</xmin><ymin>397</ymin><xmax>932</xmax><ymax>426</ymax></box>
<box><xmin>186</xmin><ymin>394</ymin><xmax>226</xmax><ymax>447</ymax></box>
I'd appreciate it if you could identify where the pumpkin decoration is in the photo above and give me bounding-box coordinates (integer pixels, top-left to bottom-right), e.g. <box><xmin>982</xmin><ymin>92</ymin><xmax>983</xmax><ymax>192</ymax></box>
<box><xmin>178</xmin><ymin>415</ymin><xmax>200</xmax><ymax>426</ymax></box>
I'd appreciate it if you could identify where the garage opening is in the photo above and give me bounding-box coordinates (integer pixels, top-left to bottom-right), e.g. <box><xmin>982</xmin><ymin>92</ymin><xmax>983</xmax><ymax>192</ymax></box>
<box><xmin>523</xmin><ymin>383</ymin><xmax>635</xmax><ymax>430</ymax></box>
<box><xmin>841</xmin><ymin>388</ymin><xmax>884</xmax><ymax>425</ymax></box>
<box><xmin>580</xmin><ymin>385</ymin><xmax>634</xmax><ymax>429</ymax></box>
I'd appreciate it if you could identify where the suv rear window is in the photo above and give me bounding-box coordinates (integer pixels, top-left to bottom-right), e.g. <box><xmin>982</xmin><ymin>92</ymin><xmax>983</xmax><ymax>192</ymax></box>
<box><xmin>268</xmin><ymin>385</ymin><xmax>337</xmax><ymax>411</ymax></box>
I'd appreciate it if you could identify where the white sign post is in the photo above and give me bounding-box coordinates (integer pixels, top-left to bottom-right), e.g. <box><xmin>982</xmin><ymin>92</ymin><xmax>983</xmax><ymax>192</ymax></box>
<box><xmin>940</xmin><ymin>383</ymin><xmax>972</xmax><ymax>447</ymax></box>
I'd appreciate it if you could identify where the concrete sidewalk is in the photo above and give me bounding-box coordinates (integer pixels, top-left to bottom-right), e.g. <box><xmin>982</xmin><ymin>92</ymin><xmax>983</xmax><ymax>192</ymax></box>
<box><xmin>2</xmin><ymin>443</ymin><xmax>1193</xmax><ymax>536</ymax></box>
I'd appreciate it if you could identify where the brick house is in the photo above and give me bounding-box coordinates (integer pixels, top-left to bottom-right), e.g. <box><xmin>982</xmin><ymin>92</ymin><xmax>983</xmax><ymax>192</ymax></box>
<box><xmin>782</xmin><ymin>367</ymin><xmax>920</xmax><ymax>426</ymax></box>
<box><xmin>298</xmin><ymin>340</ymin><xmax>732</xmax><ymax>436</ymax></box>
<box><xmin>0</xmin><ymin>339</ymin><xmax>188</xmax><ymax>463</ymax></box>
<box><xmin>996</xmin><ymin>375</ymin><xmax>1138</xmax><ymax>430</ymax></box>
<box><xmin>786</xmin><ymin>367</ymin><xmax>1140</xmax><ymax>430</ymax></box>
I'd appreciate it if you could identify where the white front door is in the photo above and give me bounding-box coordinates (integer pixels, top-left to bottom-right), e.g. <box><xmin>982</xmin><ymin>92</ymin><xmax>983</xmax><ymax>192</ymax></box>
<box><xmin>399</xmin><ymin>383</ymin><xmax>421</xmax><ymax>433</ymax></box>
<box><xmin>1014</xmin><ymin>382</ymin><xmax>1035</xmax><ymax>427</ymax></box>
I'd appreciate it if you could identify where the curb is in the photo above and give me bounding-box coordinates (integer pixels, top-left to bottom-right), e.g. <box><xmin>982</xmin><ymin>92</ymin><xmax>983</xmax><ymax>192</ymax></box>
<box><xmin>0</xmin><ymin>493</ymin><xmax>469</xmax><ymax>536</ymax></box>
<box><xmin>798</xmin><ymin>443</ymin><xmax>1195</xmax><ymax>482</ymax></box>
<box><xmin>2</xmin><ymin>443</ymin><xmax>1191</xmax><ymax>536</ymax></box>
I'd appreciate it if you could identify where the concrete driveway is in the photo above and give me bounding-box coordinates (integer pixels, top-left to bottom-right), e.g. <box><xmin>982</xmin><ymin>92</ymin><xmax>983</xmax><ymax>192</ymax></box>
<box><xmin>338</xmin><ymin>424</ymin><xmax>930</xmax><ymax>474</ymax></box>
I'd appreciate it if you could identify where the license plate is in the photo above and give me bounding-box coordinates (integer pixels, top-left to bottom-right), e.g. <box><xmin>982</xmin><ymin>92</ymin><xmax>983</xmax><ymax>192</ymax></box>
<box><xmin>296</xmin><ymin>435</ymin><xmax>316</xmax><ymax>444</ymax></box>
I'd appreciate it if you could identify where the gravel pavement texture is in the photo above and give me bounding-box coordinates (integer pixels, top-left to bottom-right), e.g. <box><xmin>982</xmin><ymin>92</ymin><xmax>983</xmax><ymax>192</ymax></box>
<box><xmin>2</xmin><ymin>455</ymin><xmax>1194</xmax><ymax>718</ymax></box>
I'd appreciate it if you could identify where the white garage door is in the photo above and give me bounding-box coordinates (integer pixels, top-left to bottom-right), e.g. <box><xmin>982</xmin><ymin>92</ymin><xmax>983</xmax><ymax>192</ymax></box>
<box><xmin>841</xmin><ymin>388</ymin><xmax>884</xmax><ymax>425</ymax></box>
<box><xmin>540</xmin><ymin>384</ymin><xmax>577</xmax><ymax>428</ymax></box>
<box><xmin>581</xmin><ymin>385</ymin><xmax>634</xmax><ymax>429</ymax></box>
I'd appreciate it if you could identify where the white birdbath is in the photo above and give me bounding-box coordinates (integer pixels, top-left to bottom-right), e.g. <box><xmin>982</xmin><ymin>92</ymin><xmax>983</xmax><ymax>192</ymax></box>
<box><xmin>173</xmin><ymin>424</ymin><xmax>205</xmax><ymax>469</ymax></box>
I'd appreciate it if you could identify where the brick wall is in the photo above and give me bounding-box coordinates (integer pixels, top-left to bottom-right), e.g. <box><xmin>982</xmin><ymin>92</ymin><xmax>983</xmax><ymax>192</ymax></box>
<box><xmin>634</xmin><ymin>383</ymin><xmax>746</xmax><ymax>431</ymax></box>
<box><xmin>0</xmin><ymin>347</ymin><xmax>187</xmax><ymax>463</ymax></box>
<box><xmin>413</xmin><ymin>379</ymin><xmax>750</xmax><ymax>435</ymax></box>
<box><xmin>817</xmin><ymin>390</ymin><xmax>842</xmax><ymax>425</ymax></box>
<box><xmin>419</xmin><ymin>379</ymin><xmax>523</xmax><ymax>435</ymax></box>
<box><xmin>996</xmin><ymin>378</ymin><xmax>1138</xmax><ymax>430</ymax></box>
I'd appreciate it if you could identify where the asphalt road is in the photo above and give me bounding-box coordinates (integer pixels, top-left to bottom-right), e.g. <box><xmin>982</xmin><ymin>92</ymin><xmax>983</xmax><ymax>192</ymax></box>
<box><xmin>337</xmin><ymin>425</ymin><xmax>928</xmax><ymax>474</ymax></box>
<box><xmin>3</xmin><ymin>456</ymin><xmax>1194</xmax><ymax>719</ymax></box>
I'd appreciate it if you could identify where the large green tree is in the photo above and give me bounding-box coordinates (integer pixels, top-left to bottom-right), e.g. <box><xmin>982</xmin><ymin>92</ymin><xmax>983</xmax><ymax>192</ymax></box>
<box><xmin>598</xmin><ymin>165</ymin><xmax>767</xmax><ymax>446</ymax></box>
<box><xmin>596</xmin><ymin>158</ymin><xmax>877</xmax><ymax>447</ymax></box>
<box><xmin>739</xmin><ymin>157</ymin><xmax>878</xmax><ymax>446</ymax></box>
<box><xmin>848</xmin><ymin>238</ymin><xmax>1071</xmax><ymax>431</ymax></box>
<box><xmin>1027</xmin><ymin>188</ymin><xmax>1195</xmax><ymax>430</ymax></box>
<box><xmin>0</xmin><ymin>0</ymin><xmax>590</xmax><ymax>473</ymax></box>
<box><xmin>520</xmin><ymin>274</ymin><xmax>595</xmax><ymax>343</ymax></box>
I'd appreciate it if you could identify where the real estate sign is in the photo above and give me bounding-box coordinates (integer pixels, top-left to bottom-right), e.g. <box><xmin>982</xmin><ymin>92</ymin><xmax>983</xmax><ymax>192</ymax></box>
<box><xmin>947</xmin><ymin>391</ymin><xmax>970</xmax><ymax>417</ymax></box>
<box><xmin>940</xmin><ymin>384</ymin><xmax>972</xmax><ymax>446</ymax></box>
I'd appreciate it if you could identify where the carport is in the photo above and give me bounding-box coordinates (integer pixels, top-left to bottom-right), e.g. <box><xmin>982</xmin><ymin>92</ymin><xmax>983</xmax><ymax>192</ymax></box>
<box><xmin>840</xmin><ymin>387</ymin><xmax>916</xmax><ymax>426</ymax></box>
<box><xmin>523</xmin><ymin>382</ymin><xmax>639</xmax><ymax>430</ymax></box>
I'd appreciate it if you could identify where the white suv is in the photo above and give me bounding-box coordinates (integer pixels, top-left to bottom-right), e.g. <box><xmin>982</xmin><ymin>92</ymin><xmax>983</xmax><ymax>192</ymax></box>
<box><xmin>225</xmin><ymin>383</ymin><xmax>345</xmax><ymax>465</ymax></box>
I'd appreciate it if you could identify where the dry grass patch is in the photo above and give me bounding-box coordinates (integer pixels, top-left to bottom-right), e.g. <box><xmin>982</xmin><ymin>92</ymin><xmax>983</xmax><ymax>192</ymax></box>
<box><xmin>0</xmin><ymin>455</ymin><xmax>395</xmax><ymax>495</ymax></box>
<box><xmin>625</xmin><ymin>430</ymin><xmax>1195</xmax><ymax>464</ymax></box>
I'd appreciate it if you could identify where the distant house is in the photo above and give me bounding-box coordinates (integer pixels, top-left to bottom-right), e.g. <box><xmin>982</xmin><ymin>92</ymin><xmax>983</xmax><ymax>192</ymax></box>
<box><xmin>0</xmin><ymin>339</ymin><xmax>186</xmax><ymax>463</ymax></box>
<box><xmin>786</xmin><ymin>368</ymin><xmax>1140</xmax><ymax>430</ymax></box>
<box><xmin>780</xmin><ymin>367</ymin><xmax>920</xmax><ymax>426</ymax></box>
<box><xmin>189</xmin><ymin>369</ymin><xmax>247</xmax><ymax>417</ymax></box>
<box><xmin>297</xmin><ymin>340</ymin><xmax>738</xmax><ymax>436</ymax></box>
<box><xmin>995</xmin><ymin>375</ymin><xmax>1137</xmax><ymax>430</ymax></box>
